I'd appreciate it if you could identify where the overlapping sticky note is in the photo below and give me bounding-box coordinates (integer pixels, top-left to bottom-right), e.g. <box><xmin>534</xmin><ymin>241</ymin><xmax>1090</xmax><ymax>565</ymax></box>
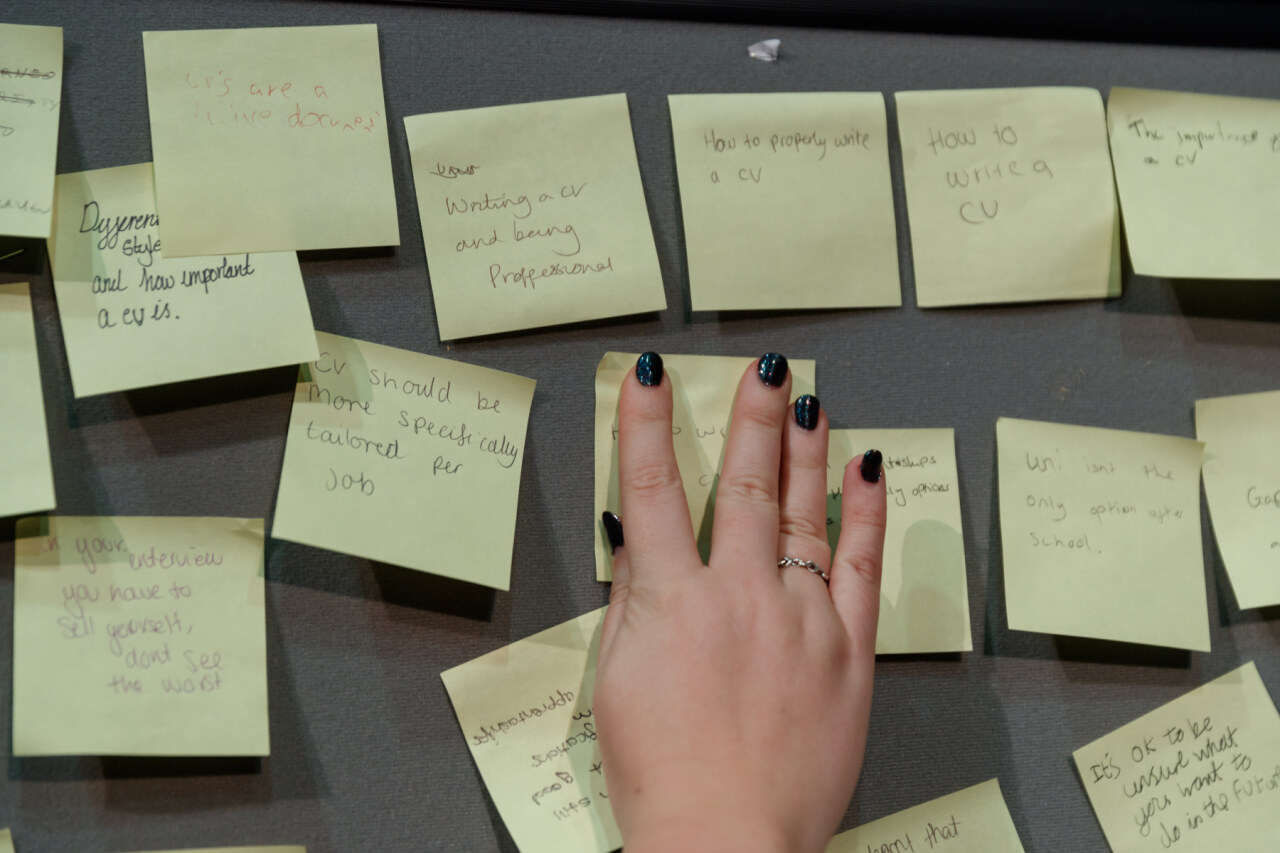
<box><xmin>593</xmin><ymin>352</ymin><xmax>817</xmax><ymax>581</ymax></box>
<box><xmin>12</xmin><ymin>516</ymin><xmax>269</xmax><ymax>756</ymax></box>
<box><xmin>143</xmin><ymin>24</ymin><xmax>398</xmax><ymax>256</ymax></box>
<box><xmin>1196</xmin><ymin>389</ymin><xmax>1280</xmax><ymax>609</ymax></box>
<box><xmin>826</xmin><ymin>778</ymin><xmax>1025</xmax><ymax>852</ymax></box>
<box><xmin>828</xmin><ymin>430</ymin><xmax>970</xmax><ymax>654</ymax></box>
<box><xmin>0</xmin><ymin>283</ymin><xmax>55</xmax><ymax>518</ymax></box>
<box><xmin>1108</xmin><ymin>87</ymin><xmax>1280</xmax><ymax>279</ymax></box>
<box><xmin>48</xmin><ymin>163</ymin><xmax>318</xmax><ymax>397</ymax></box>
<box><xmin>668</xmin><ymin>92</ymin><xmax>900</xmax><ymax>310</ymax></box>
<box><xmin>405</xmin><ymin>94</ymin><xmax>667</xmax><ymax>340</ymax></box>
<box><xmin>1074</xmin><ymin>661</ymin><xmax>1280</xmax><ymax>853</ymax></box>
<box><xmin>272</xmin><ymin>332</ymin><xmax>535</xmax><ymax>589</ymax></box>
<box><xmin>896</xmin><ymin>87</ymin><xmax>1119</xmax><ymax>306</ymax></box>
<box><xmin>442</xmin><ymin>607</ymin><xmax>617</xmax><ymax>853</ymax></box>
<box><xmin>0</xmin><ymin>23</ymin><xmax>62</xmax><ymax>240</ymax></box>
<box><xmin>996</xmin><ymin>417</ymin><xmax>1208</xmax><ymax>651</ymax></box>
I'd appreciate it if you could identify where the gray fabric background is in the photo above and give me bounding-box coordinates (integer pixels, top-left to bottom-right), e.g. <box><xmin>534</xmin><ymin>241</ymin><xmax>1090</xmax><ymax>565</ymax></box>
<box><xmin>1</xmin><ymin>2</ymin><xmax>1278</xmax><ymax>851</ymax></box>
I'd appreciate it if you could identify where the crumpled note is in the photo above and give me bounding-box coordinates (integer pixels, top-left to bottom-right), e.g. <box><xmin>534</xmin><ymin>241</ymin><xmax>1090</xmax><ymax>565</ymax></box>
<box><xmin>747</xmin><ymin>38</ymin><xmax>780</xmax><ymax>62</ymax></box>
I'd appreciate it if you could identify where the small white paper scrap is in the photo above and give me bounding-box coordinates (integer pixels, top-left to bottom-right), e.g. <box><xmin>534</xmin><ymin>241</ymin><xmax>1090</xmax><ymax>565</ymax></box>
<box><xmin>747</xmin><ymin>38</ymin><xmax>780</xmax><ymax>62</ymax></box>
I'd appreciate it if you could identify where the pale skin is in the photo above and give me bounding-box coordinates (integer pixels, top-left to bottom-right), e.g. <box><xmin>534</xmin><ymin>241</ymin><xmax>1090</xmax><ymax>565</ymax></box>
<box><xmin>596</xmin><ymin>353</ymin><xmax>888</xmax><ymax>853</ymax></box>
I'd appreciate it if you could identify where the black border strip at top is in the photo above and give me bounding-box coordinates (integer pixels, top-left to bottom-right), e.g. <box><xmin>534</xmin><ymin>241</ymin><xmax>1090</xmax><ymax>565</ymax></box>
<box><xmin>379</xmin><ymin>0</ymin><xmax>1280</xmax><ymax>48</ymax></box>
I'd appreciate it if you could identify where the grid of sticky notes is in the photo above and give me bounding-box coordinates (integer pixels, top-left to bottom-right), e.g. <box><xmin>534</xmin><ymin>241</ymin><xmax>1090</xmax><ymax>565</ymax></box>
<box><xmin>1074</xmin><ymin>661</ymin><xmax>1280</xmax><ymax>853</ymax></box>
<box><xmin>591</xmin><ymin>351</ymin><xmax>818</xmax><ymax>580</ymax></box>
<box><xmin>272</xmin><ymin>332</ymin><xmax>536</xmax><ymax>590</ymax></box>
<box><xmin>12</xmin><ymin>516</ymin><xmax>269</xmax><ymax>756</ymax></box>
<box><xmin>825</xmin><ymin>778</ymin><xmax>1026</xmax><ymax>852</ymax></box>
<box><xmin>441</xmin><ymin>607</ymin><xmax>617</xmax><ymax>853</ymax></box>
<box><xmin>405</xmin><ymin>94</ymin><xmax>667</xmax><ymax>340</ymax></box>
<box><xmin>996</xmin><ymin>417</ymin><xmax>1209</xmax><ymax>651</ymax></box>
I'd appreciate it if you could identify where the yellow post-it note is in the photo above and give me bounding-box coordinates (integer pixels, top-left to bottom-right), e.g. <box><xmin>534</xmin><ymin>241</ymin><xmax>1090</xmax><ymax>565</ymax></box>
<box><xmin>667</xmin><ymin>92</ymin><xmax>901</xmax><ymax>311</ymax></box>
<box><xmin>442</xmin><ymin>607</ymin><xmax>617</xmax><ymax>853</ymax></box>
<box><xmin>996</xmin><ymin>417</ymin><xmax>1208</xmax><ymax>651</ymax></box>
<box><xmin>827</xmin><ymin>429</ymin><xmax>971</xmax><ymax>654</ymax></box>
<box><xmin>592</xmin><ymin>352</ymin><xmax>817</xmax><ymax>581</ymax></box>
<box><xmin>1073</xmin><ymin>661</ymin><xmax>1280</xmax><ymax>852</ymax></box>
<box><xmin>405</xmin><ymin>94</ymin><xmax>667</xmax><ymax>340</ymax></box>
<box><xmin>826</xmin><ymin>778</ymin><xmax>1025</xmax><ymax>852</ymax></box>
<box><xmin>143</xmin><ymin>24</ymin><xmax>398</xmax><ymax>256</ymax></box>
<box><xmin>0</xmin><ymin>282</ymin><xmax>55</xmax><ymax>518</ymax></box>
<box><xmin>895</xmin><ymin>87</ymin><xmax>1118</xmax><ymax>306</ymax></box>
<box><xmin>12</xmin><ymin>516</ymin><xmax>270</xmax><ymax>756</ymax></box>
<box><xmin>272</xmin><ymin>332</ymin><xmax>535</xmax><ymax>590</ymax></box>
<box><xmin>1196</xmin><ymin>389</ymin><xmax>1280</xmax><ymax>609</ymax></box>
<box><xmin>123</xmin><ymin>848</ymin><xmax>304</xmax><ymax>853</ymax></box>
<box><xmin>0</xmin><ymin>24</ymin><xmax>62</xmax><ymax>240</ymax></box>
<box><xmin>1108</xmin><ymin>87</ymin><xmax>1280</xmax><ymax>279</ymax></box>
<box><xmin>0</xmin><ymin>828</ymin><xmax>12</xmax><ymax>853</ymax></box>
<box><xmin>48</xmin><ymin>163</ymin><xmax>318</xmax><ymax>397</ymax></box>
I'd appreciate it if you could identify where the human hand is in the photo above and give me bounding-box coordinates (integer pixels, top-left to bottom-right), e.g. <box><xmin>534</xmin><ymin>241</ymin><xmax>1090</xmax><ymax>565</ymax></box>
<box><xmin>595</xmin><ymin>352</ymin><xmax>888</xmax><ymax>853</ymax></box>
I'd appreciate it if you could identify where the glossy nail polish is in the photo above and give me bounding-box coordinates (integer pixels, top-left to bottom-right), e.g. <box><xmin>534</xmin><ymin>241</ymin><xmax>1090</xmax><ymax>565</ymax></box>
<box><xmin>636</xmin><ymin>352</ymin><xmax>663</xmax><ymax>387</ymax></box>
<box><xmin>758</xmin><ymin>353</ymin><xmax>788</xmax><ymax>387</ymax></box>
<box><xmin>793</xmin><ymin>395</ymin><xmax>820</xmax><ymax>430</ymax></box>
<box><xmin>601</xmin><ymin>511</ymin><xmax>624</xmax><ymax>552</ymax></box>
<box><xmin>860</xmin><ymin>449</ymin><xmax>883</xmax><ymax>483</ymax></box>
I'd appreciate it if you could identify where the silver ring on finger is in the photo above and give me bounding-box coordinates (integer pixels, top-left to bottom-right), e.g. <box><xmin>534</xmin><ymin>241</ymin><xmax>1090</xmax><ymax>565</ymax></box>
<box><xmin>777</xmin><ymin>556</ymin><xmax>830</xmax><ymax>583</ymax></box>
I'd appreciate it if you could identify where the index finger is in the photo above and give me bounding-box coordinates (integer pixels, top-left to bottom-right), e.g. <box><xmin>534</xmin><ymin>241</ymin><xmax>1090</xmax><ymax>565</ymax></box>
<box><xmin>617</xmin><ymin>352</ymin><xmax>699</xmax><ymax>577</ymax></box>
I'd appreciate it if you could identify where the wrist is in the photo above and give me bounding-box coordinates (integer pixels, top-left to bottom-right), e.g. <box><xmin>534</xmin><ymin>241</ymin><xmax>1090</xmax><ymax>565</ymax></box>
<box><xmin>624</xmin><ymin>814</ymin><xmax>796</xmax><ymax>853</ymax></box>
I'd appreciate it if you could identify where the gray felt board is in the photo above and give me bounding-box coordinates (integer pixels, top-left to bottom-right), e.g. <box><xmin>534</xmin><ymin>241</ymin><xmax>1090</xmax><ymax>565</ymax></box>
<box><xmin>0</xmin><ymin>1</ymin><xmax>1278</xmax><ymax>851</ymax></box>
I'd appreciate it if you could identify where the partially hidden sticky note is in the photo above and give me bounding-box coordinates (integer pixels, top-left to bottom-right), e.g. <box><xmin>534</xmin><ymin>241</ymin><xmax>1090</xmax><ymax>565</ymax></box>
<box><xmin>272</xmin><ymin>332</ymin><xmax>535</xmax><ymax>590</ymax></box>
<box><xmin>0</xmin><ymin>828</ymin><xmax>12</xmax><ymax>853</ymax></box>
<box><xmin>405</xmin><ymin>94</ymin><xmax>667</xmax><ymax>340</ymax></box>
<box><xmin>48</xmin><ymin>163</ymin><xmax>318</xmax><ymax>397</ymax></box>
<box><xmin>13</xmin><ymin>516</ymin><xmax>269</xmax><ymax>756</ymax></box>
<box><xmin>1108</xmin><ymin>87</ymin><xmax>1280</xmax><ymax>279</ymax></box>
<box><xmin>442</xmin><ymin>607</ymin><xmax>617</xmax><ymax>853</ymax></box>
<box><xmin>997</xmin><ymin>417</ymin><xmax>1208</xmax><ymax>651</ymax></box>
<box><xmin>0</xmin><ymin>24</ymin><xmax>62</xmax><ymax>240</ymax></box>
<box><xmin>123</xmin><ymin>848</ymin><xmax>304</xmax><ymax>853</ymax></box>
<box><xmin>0</xmin><ymin>282</ymin><xmax>55</xmax><ymax>518</ymax></box>
<box><xmin>828</xmin><ymin>430</ymin><xmax>970</xmax><ymax>654</ymax></box>
<box><xmin>668</xmin><ymin>93</ymin><xmax>901</xmax><ymax>311</ymax></box>
<box><xmin>826</xmin><ymin>779</ymin><xmax>1025</xmax><ymax>853</ymax></box>
<box><xmin>1074</xmin><ymin>661</ymin><xmax>1280</xmax><ymax>853</ymax></box>
<box><xmin>1196</xmin><ymin>389</ymin><xmax>1280</xmax><ymax>609</ymax></box>
<box><xmin>896</xmin><ymin>87</ymin><xmax>1119</xmax><ymax>306</ymax></box>
<box><xmin>593</xmin><ymin>352</ymin><xmax>816</xmax><ymax>581</ymax></box>
<box><xmin>143</xmin><ymin>25</ymin><xmax>398</xmax><ymax>256</ymax></box>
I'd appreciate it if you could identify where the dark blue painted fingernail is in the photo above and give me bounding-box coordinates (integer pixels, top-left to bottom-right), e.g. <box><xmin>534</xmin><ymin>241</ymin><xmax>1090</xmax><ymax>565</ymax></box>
<box><xmin>602</xmin><ymin>511</ymin><xmax>624</xmax><ymax>552</ymax></box>
<box><xmin>860</xmin><ymin>449</ymin><xmax>883</xmax><ymax>483</ymax></box>
<box><xmin>636</xmin><ymin>352</ymin><xmax>663</xmax><ymax>387</ymax></box>
<box><xmin>793</xmin><ymin>395</ymin><xmax>819</xmax><ymax>430</ymax></box>
<box><xmin>758</xmin><ymin>353</ymin><xmax>787</xmax><ymax>387</ymax></box>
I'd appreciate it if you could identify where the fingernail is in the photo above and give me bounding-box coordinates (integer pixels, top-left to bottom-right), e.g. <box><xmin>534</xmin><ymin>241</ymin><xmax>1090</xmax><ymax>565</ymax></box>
<box><xmin>758</xmin><ymin>353</ymin><xmax>788</xmax><ymax>387</ymax></box>
<box><xmin>860</xmin><ymin>449</ymin><xmax>883</xmax><ymax>484</ymax></box>
<box><xmin>636</xmin><ymin>352</ymin><xmax>663</xmax><ymax>387</ymax></box>
<box><xmin>602</xmin><ymin>511</ymin><xmax>624</xmax><ymax>552</ymax></box>
<box><xmin>793</xmin><ymin>395</ymin><xmax>819</xmax><ymax>430</ymax></box>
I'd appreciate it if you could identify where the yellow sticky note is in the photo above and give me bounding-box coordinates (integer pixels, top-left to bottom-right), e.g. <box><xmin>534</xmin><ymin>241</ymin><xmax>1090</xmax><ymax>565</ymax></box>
<box><xmin>272</xmin><ymin>332</ymin><xmax>535</xmax><ymax>590</ymax></box>
<box><xmin>896</xmin><ymin>87</ymin><xmax>1118</xmax><ymax>306</ymax></box>
<box><xmin>0</xmin><ymin>24</ymin><xmax>62</xmax><ymax>240</ymax></box>
<box><xmin>0</xmin><ymin>828</ymin><xmax>12</xmax><ymax>853</ymax></box>
<box><xmin>593</xmin><ymin>352</ymin><xmax>817</xmax><ymax>581</ymax></box>
<box><xmin>143</xmin><ymin>25</ymin><xmax>398</xmax><ymax>256</ymax></box>
<box><xmin>442</xmin><ymin>607</ymin><xmax>617</xmax><ymax>853</ymax></box>
<box><xmin>48</xmin><ymin>163</ymin><xmax>318</xmax><ymax>397</ymax></box>
<box><xmin>996</xmin><ymin>417</ymin><xmax>1208</xmax><ymax>651</ymax></box>
<box><xmin>1108</xmin><ymin>87</ymin><xmax>1280</xmax><ymax>278</ymax></box>
<box><xmin>1195</xmin><ymin>390</ymin><xmax>1280</xmax><ymax>609</ymax></box>
<box><xmin>0</xmin><ymin>282</ymin><xmax>55</xmax><ymax>518</ymax></box>
<box><xmin>122</xmin><ymin>848</ymin><xmax>304</xmax><ymax>853</ymax></box>
<box><xmin>405</xmin><ymin>94</ymin><xmax>667</xmax><ymax>340</ymax></box>
<box><xmin>827</xmin><ymin>778</ymin><xmax>1025</xmax><ymax>853</ymax></box>
<box><xmin>668</xmin><ymin>93</ymin><xmax>901</xmax><ymax>311</ymax></box>
<box><xmin>1074</xmin><ymin>661</ymin><xmax>1280</xmax><ymax>852</ymax></box>
<box><xmin>12</xmin><ymin>516</ymin><xmax>270</xmax><ymax>756</ymax></box>
<box><xmin>827</xmin><ymin>430</ymin><xmax>970</xmax><ymax>654</ymax></box>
